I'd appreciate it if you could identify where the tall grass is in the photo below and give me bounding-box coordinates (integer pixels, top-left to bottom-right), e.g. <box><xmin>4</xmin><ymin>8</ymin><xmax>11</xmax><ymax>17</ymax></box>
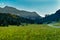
<box><xmin>0</xmin><ymin>24</ymin><xmax>60</xmax><ymax>40</ymax></box>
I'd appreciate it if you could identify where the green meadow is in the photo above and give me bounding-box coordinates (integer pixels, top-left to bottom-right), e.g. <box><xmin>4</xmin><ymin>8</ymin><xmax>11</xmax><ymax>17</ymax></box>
<box><xmin>0</xmin><ymin>24</ymin><xmax>60</xmax><ymax>40</ymax></box>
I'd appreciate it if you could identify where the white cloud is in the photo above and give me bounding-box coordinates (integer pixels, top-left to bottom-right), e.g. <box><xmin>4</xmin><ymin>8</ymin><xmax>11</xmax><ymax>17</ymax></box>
<box><xmin>0</xmin><ymin>3</ymin><xmax>6</xmax><ymax>8</ymax></box>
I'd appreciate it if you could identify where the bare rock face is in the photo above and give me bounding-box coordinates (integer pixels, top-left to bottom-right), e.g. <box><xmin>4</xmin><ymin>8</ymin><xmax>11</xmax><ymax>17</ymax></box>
<box><xmin>0</xmin><ymin>6</ymin><xmax>41</xmax><ymax>20</ymax></box>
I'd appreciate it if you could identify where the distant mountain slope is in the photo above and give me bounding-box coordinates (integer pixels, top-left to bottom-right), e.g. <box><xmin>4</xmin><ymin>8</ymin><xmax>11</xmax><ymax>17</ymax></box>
<box><xmin>0</xmin><ymin>6</ymin><xmax>60</xmax><ymax>24</ymax></box>
<box><xmin>41</xmin><ymin>9</ymin><xmax>60</xmax><ymax>24</ymax></box>
<box><xmin>0</xmin><ymin>13</ymin><xmax>36</xmax><ymax>26</ymax></box>
<box><xmin>0</xmin><ymin>6</ymin><xmax>41</xmax><ymax>20</ymax></box>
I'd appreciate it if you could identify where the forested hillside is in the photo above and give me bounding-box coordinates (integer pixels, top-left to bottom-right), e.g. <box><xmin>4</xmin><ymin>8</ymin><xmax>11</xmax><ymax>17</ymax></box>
<box><xmin>0</xmin><ymin>13</ymin><xmax>35</xmax><ymax>26</ymax></box>
<box><xmin>39</xmin><ymin>9</ymin><xmax>60</xmax><ymax>24</ymax></box>
<box><xmin>0</xmin><ymin>6</ymin><xmax>60</xmax><ymax>26</ymax></box>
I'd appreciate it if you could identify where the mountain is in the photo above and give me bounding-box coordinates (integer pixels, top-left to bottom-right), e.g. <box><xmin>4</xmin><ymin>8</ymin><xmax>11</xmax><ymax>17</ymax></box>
<box><xmin>0</xmin><ymin>13</ymin><xmax>36</xmax><ymax>26</ymax></box>
<box><xmin>0</xmin><ymin>6</ymin><xmax>60</xmax><ymax>24</ymax></box>
<box><xmin>0</xmin><ymin>6</ymin><xmax>41</xmax><ymax>21</ymax></box>
<box><xmin>41</xmin><ymin>9</ymin><xmax>60</xmax><ymax>24</ymax></box>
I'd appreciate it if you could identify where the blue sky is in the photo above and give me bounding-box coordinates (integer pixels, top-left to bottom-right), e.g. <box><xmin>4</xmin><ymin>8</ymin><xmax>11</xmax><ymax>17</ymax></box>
<box><xmin>0</xmin><ymin>0</ymin><xmax>60</xmax><ymax>17</ymax></box>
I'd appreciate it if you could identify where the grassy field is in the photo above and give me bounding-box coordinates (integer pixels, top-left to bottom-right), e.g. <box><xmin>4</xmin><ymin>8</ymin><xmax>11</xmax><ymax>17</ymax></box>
<box><xmin>0</xmin><ymin>24</ymin><xmax>60</xmax><ymax>40</ymax></box>
<box><xmin>53</xmin><ymin>23</ymin><xmax>60</xmax><ymax>26</ymax></box>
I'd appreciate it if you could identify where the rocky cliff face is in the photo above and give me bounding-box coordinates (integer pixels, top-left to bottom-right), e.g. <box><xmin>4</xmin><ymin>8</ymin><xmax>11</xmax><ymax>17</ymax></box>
<box><xmin>0</xmin><ymin>6</ymin><xmax>41</xmax><ymax>20</ymax></box>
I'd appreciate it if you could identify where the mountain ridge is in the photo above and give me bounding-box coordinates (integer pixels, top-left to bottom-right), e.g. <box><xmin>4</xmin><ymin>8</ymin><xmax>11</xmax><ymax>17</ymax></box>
<box><xmin>0</xmin><ymin>6</ymin><xmax>41</xmax><ymax>20</ymax></box>
<box><xmin>41</xmin><ymin>9</ymin><xmax>60</xmax><ymax>24</ymax></box>
<box><xmin>0</xmin><ymin>6</ymin><xmax>60</xmax><ymax>24</ymax></box>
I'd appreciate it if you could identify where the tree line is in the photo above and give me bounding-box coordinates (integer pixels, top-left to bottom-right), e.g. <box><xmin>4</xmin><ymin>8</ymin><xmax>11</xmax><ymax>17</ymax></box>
<box><xmin>0</xmin><ymin>9</ymin><xmax>60</xmax><ymax>26</ymax></box>
<box><xmin>0</xmin><ymin>13</ymin><xmax>35</xmax><ymax>26</ymax></box>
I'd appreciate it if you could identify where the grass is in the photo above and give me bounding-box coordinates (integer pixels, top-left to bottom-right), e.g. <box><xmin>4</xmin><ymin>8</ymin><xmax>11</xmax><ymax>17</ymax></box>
<box><xmin>0</xmin><ymin>24</ymin><xmax>60</xmax><ymax>40</ymax></box>
<box><xmin>53</xmin><ymin>23</ymin><xmax>60</xmax><ymax>26</ymax></box>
